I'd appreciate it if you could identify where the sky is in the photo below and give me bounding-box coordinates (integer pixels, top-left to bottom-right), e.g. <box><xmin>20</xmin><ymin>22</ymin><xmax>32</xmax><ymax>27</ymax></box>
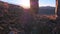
<box><xmin>39</xmin><ymin>0</ymin><xmax>56</xmax><ymax>7</ymax></box>
<box><xmin>0</xmin><ymin>0</ymin><xmax>55</xmax><ymax>7</ymax></box>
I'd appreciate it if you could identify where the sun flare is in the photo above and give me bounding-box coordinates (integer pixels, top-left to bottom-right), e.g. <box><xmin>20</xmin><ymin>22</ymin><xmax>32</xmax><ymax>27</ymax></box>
<box><xmin>20</xmin><ymin>0</ymin><xmax>30</xmax><ymax>9</ymax></box>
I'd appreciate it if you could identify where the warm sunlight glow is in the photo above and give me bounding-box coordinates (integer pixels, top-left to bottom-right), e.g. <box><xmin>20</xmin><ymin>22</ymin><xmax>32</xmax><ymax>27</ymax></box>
<box><xmin>20</xmin><ymin>0</ymin><xmax>30</xmax><ymax>9</ymax></box>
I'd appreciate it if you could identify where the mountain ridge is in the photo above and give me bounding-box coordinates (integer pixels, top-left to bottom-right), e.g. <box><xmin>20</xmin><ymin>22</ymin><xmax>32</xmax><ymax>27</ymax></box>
<box><xmin>38</xmin><ymin>6</ymin><xmax>55</xmax><ymax>15</ymax></box>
